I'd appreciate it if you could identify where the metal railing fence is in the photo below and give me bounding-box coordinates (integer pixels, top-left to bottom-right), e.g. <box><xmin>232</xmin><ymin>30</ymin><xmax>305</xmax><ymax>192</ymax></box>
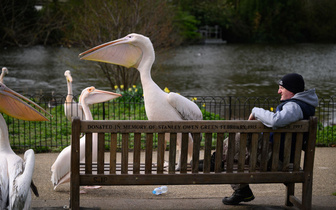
<box><xmin>3</xmin><ymin>94</ymin><xmax>335</xmax><ymax>152</ymax></box>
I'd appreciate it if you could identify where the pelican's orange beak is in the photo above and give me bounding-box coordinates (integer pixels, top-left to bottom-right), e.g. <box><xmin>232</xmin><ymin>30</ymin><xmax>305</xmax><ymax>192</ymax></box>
<box><xmin>0</xmin><ymin>82</ymin><xmax>51</xmax><ymax>121</ymax></box>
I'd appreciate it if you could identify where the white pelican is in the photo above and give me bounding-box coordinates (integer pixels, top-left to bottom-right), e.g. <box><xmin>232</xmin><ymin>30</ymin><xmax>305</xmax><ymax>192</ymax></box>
<box><xmin>0</xmin><ymin>82</ymin><xmax>51</xmax><ymax>209</ymax></box>
<box><xmin>79</xmin><ymin>33</ymin><xmax>203</xmax><ymax>170</ymax></box>
<box><xmin>0</xmin><ymin>67</ymin><xmax>8</xmax><ymax>83</ymax></box>
<box><xmin>64</xmin><ymin>70</ymin><xmax>85</xmax><ymax>121</ymax></box>
<box><xmin>51</xmin><ymin>86</ymin><xmax>121</xmax><ymax>189</ymax></box>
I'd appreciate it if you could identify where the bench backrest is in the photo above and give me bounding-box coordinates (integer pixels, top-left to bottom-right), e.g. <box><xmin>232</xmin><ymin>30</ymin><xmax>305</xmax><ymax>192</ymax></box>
<box><xmin>71</xmin><ymin>117</ymin><xmax>317</xmax><ymax>178</ymax></box>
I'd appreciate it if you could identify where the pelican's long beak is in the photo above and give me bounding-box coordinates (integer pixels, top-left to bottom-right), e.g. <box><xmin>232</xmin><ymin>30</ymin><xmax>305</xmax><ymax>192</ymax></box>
<box><xmin>0</xmin><ymin>82</ymin><xmax>51</xmax><ymax>121</ymax></box>
<box><xmin>79</xmin><ymin>35</ymin><xmax>143</xmax><ymax>69</ymax></box>
<box><xmin>80</xmin><ymin>86</ymin><xmax>122</xmax><ymax>105</ymax></box>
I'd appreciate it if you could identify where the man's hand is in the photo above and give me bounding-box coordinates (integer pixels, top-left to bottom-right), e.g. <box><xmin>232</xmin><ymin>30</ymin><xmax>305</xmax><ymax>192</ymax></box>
<box><xmin>248</xmin><ymin>113</ymin><xmax>255</xmax><ymax>120</ymax></box>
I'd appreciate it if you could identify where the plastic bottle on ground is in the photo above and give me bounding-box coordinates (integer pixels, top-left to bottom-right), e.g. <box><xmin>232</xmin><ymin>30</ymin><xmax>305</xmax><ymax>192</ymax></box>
<box><xmin>152</xmin><ymin>186</ymin><xmax>168</xmax><ymax>195</ymax></box>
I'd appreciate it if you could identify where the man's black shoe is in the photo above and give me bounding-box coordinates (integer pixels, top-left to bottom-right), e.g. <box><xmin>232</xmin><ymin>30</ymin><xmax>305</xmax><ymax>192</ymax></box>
<box><xmin>198</xmin><ymin>152</ymin><xmax>224</xmax><ymax>171</ymax></box>
<box><xmin>222</xmin><ymin>185</ymin><xmax>255</xmax><ymax>205</ymax></box>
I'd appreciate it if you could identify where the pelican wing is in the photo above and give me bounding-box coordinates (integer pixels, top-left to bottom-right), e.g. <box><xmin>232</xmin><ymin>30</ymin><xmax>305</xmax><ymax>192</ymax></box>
<box><xmin>79</xmin><ymin>41</ymin><xmax>143</xmax><ymax>68</ymax></box>
<box><xmin>167</xmin><ymin>92</ymin><xmax>203</xmax><ymax>120</ymax></box>
<box><xmin>10</xmin><ymin>149</ymin><xmax>35</xmax><ymax>209</ymax></box>
<box><xmin>51</xmin><ymin>145</ymin><xmax>71</xmax><ymax>188</ymax></box>
<box><xmin>51</xmin><ymin>135</ymin><xmax>87</xmax><ymax>189</ymax></box>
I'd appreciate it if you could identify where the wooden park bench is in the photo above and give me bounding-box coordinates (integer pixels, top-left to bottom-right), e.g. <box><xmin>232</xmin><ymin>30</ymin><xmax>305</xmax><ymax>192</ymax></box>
<box><xmin>70</xmin><ymin>116</ymin><xmax>317</xmax><ymax>209</ymax></box>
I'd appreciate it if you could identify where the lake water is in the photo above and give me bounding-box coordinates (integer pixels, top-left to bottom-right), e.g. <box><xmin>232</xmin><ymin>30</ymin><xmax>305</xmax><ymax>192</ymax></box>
<box><xmin>1</xmin><ymin>43</ymin><xmax>335</xmax><ymax>98</ymax></box>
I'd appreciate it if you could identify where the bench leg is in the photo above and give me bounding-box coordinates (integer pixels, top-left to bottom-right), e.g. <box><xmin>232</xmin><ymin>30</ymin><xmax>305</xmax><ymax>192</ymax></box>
<box><xmin>70</xmin><ymin>181</ymin><xmax>80</xmax><ymax>209</ymax></box>
<box><xmin>302</xmin><ymin>174</ymin><xmax>313</xmax><ymax>210</ymax></box>
<box><xmin>285</xmin><ymin>183</ymin><xmax>294</xmax><ymax>206</ymax></box>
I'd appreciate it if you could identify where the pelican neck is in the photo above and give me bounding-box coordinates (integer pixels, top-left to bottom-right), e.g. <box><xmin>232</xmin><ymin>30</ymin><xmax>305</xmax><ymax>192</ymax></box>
<box><xmin>0</xmin><ymin>114</ymin><xmax>11</xmax><ymax>150</ymax></box>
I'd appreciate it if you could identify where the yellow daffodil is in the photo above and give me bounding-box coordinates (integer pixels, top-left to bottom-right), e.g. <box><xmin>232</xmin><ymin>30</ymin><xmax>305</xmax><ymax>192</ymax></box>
<box><xmin>135</xmin><ymin>89</ymin><xmax>138</xmax><ymax>92</ymax></box>
<box><xmin>120</xmin><ymin>85</ymin><xmax>124</xmax><ymax>89</ymax></box>
<box><xmin>128</xmin><ymin>88</ymin><xmax>132</xmax><ymax>92</ymax></box>
<box><xmin>133</xmin><ymin>85</ymin><xmax>136</xmax><ymax>88</ymax></box>
<box><xmin>164</xmin><ymin>87</ymin><xmax>170</xmax><ymax>93</ymax></box>
<box><xmin>114</xmin><ymin>85</ymin><xmax>118</xmax><ymax>90</ymax></box>
<box><xmin>202</xmin><ymin>103</ymin><xmax>206</xmax><ymax>107</ymax></box>
<box><xmin>270</xmin><ymin>107</ymin><xmax>274</xmax><ymax>112</ymax></box>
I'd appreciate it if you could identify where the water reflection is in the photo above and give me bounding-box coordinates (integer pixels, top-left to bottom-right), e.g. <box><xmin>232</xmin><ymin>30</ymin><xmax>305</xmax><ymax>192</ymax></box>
<box><xmin>0</xmin><ymin>44</ymin><xmax>335</xmax><ymax>99</ymax></box>
<box><xmin>154</xmin><ymin>44</ymin><xmax>336</xmax><ymax>98</ymax></box>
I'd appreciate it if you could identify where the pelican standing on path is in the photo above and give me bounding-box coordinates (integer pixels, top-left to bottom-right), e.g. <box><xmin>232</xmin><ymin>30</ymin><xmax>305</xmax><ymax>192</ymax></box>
<box><xmin>0</xmin><ymin>81</ymin><xmax>51</xmax><ymax>209</ymax></box>
<box><xmin>79</xmin><ymin>33</ymin><xmax>203</xmax><ymax>170</ymax></box>
<box><xmin>51</xmin><ymin>86</ymin><xmax>121</xmax><ymax>189</ymax></box>
<box><xmin>64</xmin><ymin>70</ymin><xmax>85</xmax><ymax>121</ymax></box>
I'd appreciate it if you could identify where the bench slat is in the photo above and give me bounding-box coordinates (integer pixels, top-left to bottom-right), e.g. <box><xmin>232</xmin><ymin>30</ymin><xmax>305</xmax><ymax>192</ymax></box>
<box><xmin>271</xmin><ymin>133</ymin><xmax>281</xmax><ymax>171</ymax></box>
<box><xmin>78</xmin><ymin>172</ymin><xmax>305</xmax><ymax>186</ymax></box>
<box><xmin>282</xmin><ymin>133</ymin><xmax>292</xmax><ymax>171</ymax></box>
<box><xmin>80</xmin><ymin>120</ymin><xmax>310</xmax><ymax>133</ymax></box>
<box><xmin>133</xmin><ymin>133</ymin><xmax>141</xmax><ymax>174</ymax></box>
<box><xmin>109</xmin><ymin>133</ymin><xmax>117</xmax><ymax>174</ymax></box>
<box><xmin>98</xmin><ymin>133</ymin><xmax>105</xmax><ymax>174</ymax></box>
<box><xmin>168</xmin><ymin>133</ymin><xmax>177</xmax><ymax>174</ymax></box>
<box><xmin>226</xmin><ymin>133</ymin><xmax>235</xmax><ymax>173</ymax></box>
<box><xmin>85</xmin><ymin>133</ymin><xmax>93</xmax><ymax>174</ymax></box>
<box><xmin>180</xmin><ymin>133</ymin><xmax>189</xmax><ymax>173</ymax></box>
<box><xmin>249</xmin><ymin>133</ymin><xmax>259</xmax><ymax>172</ymax></box>
<box><xmin>192</xmin><ymin>133</ymin><xmax>201</xmax><ymax>174</ymax></box>
<box><xmin>260</xmin><ymin>132</ymin><xmax>270</xmax><ymax>172</ymax></box>
<box><xmin>293</xmin><ymin>133</ymin><xmax>303</xmax><ymax>171</ymax></box>
<box><xmin>215</xmin><ymin>133</ymin><xmax>224</xmax><ymax>173</ymax></box>
<box><xmin>145</xmin><ymin>133</ymin><xmax>153</xmax><ymax>174</ymax></box>
<box><xmin>238</xmin><ymin>133</ymin><xmax>247</xmax><ymax>172</ymax></box>
<box><xmin>203</xmin><ymin>133</ymin><xmax>212</xmax><ymax>173</ymax></box>
<box><xmin>157</xmin><ymin>133</ymin><xmax>165</xmax><ymax>174</ymax></box>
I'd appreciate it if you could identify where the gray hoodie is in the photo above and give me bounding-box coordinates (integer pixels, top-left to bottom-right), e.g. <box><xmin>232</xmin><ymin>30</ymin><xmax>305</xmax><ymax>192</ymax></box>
<box><xmin>251</xmin><ymin>89</ymin><xmax>318</xmax><ymax>129</ymax></box>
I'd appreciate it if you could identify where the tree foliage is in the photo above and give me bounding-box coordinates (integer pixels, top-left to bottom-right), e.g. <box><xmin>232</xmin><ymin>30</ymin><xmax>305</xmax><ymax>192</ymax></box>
<box><xmin>61</xmin><ymin>0</ymin><xmax>180</xmax><ymax>89</ymax></box>
<box><xmin>0</xmin><ymin>0</ymin><xmax>40</xmax><ymax>46</ymax></box>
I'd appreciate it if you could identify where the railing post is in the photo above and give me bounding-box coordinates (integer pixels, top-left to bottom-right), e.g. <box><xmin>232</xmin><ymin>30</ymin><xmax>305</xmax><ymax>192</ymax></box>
<box><xmin>102</xmin><ymin>102</ymin><xmax>106</xmax><ymax>120</ymax></box>
<box><xmin>229</xmin><ymin>96</ymin><xmax>232</xmax><ymax>120</ymax></box>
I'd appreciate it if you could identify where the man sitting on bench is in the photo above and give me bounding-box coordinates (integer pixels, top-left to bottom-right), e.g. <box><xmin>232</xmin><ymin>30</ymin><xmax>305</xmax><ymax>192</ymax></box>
<box><xmin>222</xmin><ymin>73</ymin><xmax>318</xmax><ymax>205</ymax></box>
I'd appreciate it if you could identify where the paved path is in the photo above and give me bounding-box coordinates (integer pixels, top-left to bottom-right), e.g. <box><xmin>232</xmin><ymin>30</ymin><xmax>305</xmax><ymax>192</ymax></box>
<box><xmin>31</xmin><ymin>147</ymin><xmax>336</xmax><ymax>209</ymax></box>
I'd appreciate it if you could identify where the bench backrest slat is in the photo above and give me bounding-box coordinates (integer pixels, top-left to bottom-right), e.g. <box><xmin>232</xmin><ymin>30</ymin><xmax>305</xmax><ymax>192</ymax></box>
<box><xmin>168</xmin><ymin>133</ymin><xmax>177</xmax><ymax>174</ymax></box>
<box><xmin>293</xmin><ymin>133</ymin><xmax>303</xmax><ymax>171</ymax></box>
<box><xmin>260</xmin><ymin>132</ymin><xmax>270</xmax><ymax>172</ymax></box>
<box><xmin>214</xmin><ymin>133</ymin><xmax>224</xmax><ymax>173</ymax></box>
<box><xmin>97</xmin><ymin>133</ymin><xmax>105</xmax><ymax>174</ymax></box>
<box><xmin>110</xmin><ymin>133</ymin><xmax>117</xmax><ymax>174</ymax></box>
<box><xmin>133</xmin><ymin>133</ymin><xmax>141</xmax><ymax>174</ymax></box>
<box><xmin>249</xmin><ymin>133</ymin><xmax>259</xmax><ymax>172</ymax></box>
<box><xmin>238</xmin><ymin>133</ymin><xmax>247</xmax><ymax>172</ymax></box>
<box><xmin>145</xmin><ymin>133</ymin><xmax>153</xmax><ymax>174</ymax></box>
<box><xmin>226</xmin><ymin>133</ymin><xmax>236</xmax><ymax>173</ymax></box>
<box><xmin>84</xmin><ymin>133</ymin><xmax>92</xmax><ymax>174</ymax></box>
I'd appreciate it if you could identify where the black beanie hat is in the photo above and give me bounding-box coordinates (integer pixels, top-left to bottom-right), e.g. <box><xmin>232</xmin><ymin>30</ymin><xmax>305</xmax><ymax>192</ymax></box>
<box><xmin>278</xmin><ymin>73</ymin><xmax>305</xmax><ymax>94</ymax></box>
